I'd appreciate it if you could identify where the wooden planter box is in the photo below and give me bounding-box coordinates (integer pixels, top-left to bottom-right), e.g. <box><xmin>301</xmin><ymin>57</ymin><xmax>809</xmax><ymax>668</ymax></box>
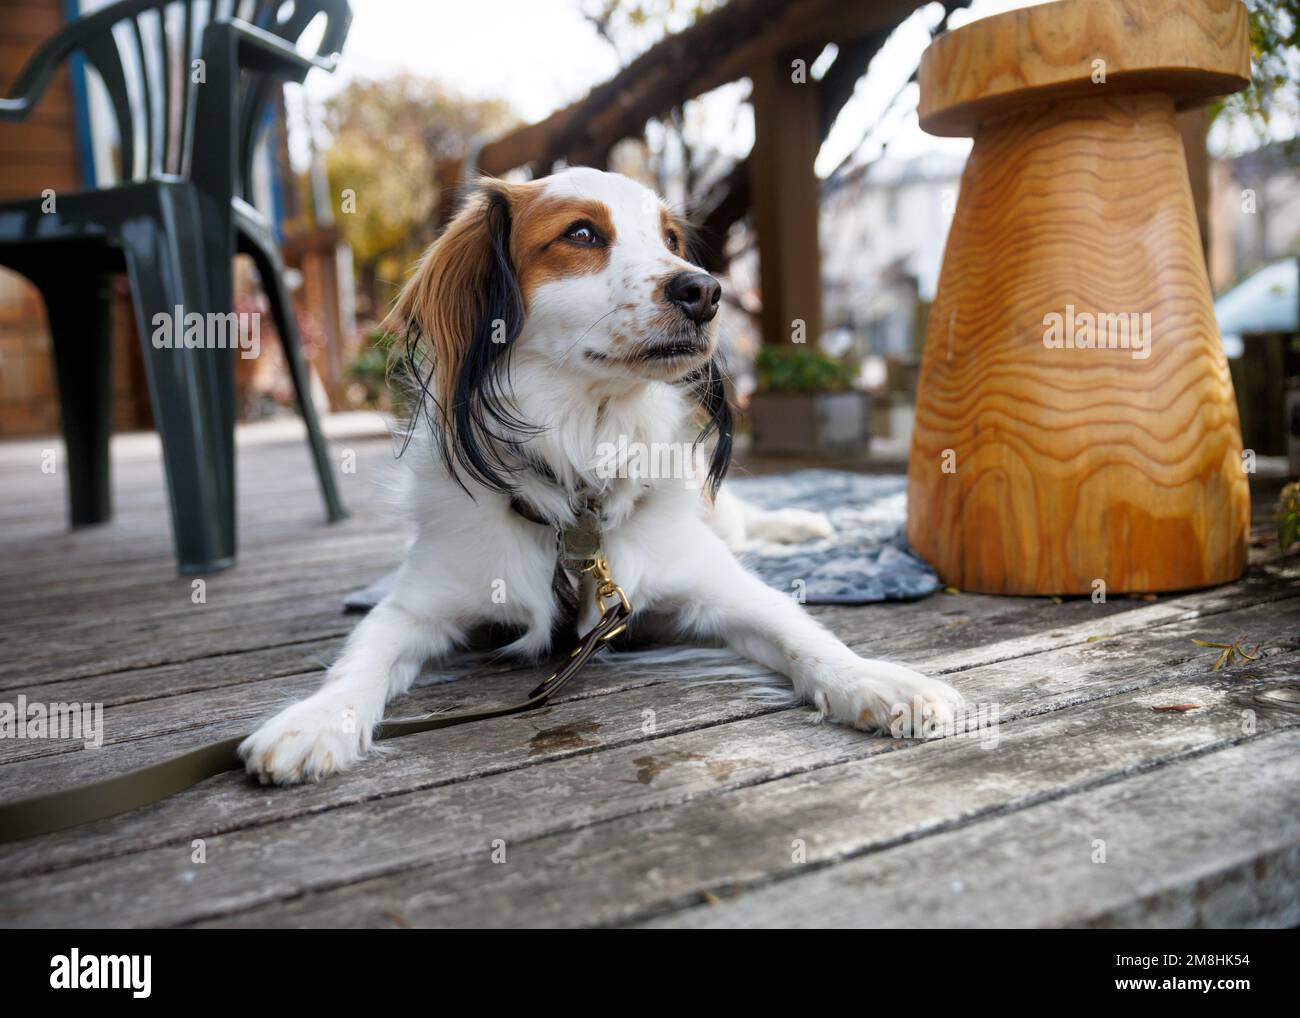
<box><xmin>749</xmin><ymin>390</ymin><xmax>870</xmax><ymax>456</ymax></box>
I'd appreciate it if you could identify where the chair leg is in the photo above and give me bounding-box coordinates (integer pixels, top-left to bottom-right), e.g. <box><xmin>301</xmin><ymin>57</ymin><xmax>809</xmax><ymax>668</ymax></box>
<box><xmin>35</xmin><ymin>270</ymin><xmax>113</xmax><ymax>527</ymax></box>
<box><xmin>245</xmin><ymin>237</ymin><xmax>346</xmax><ymax>522</ymax></box>
<box><xmin>121</xmin><ymin>202</ymin><xmax>236</xmax><ymax>574</ymax></box>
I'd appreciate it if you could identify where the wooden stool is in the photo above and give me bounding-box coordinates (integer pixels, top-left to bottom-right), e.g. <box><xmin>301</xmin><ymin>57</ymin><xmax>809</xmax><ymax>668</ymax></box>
<box><xmin>906</xmin><ymin>0</ymin><xmax>1253</xmax><ymax>595</ymax></box>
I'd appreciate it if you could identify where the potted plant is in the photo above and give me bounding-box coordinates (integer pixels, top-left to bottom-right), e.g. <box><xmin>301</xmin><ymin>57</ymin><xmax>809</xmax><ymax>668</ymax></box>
<box><xmin>749</xmin><ymin>344</ymin><xmax>869</xmax><ymax>456</ymax></box>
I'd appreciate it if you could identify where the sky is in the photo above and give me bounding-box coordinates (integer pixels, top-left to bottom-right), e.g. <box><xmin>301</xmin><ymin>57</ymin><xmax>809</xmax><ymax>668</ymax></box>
<box><xmin>297</xmin><ymin>0</ymin><xmax>1290</xmax><ymax>175</ymax></box>
<box><xmin>298</xmin><ymin>0</ymin><xmax>1049</xmax><ymax>173</ymax></box>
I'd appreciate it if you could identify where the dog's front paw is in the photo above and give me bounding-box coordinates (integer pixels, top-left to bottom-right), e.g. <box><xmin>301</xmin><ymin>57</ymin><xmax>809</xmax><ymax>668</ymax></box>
<box><xmin>815</xmin><ymin>658</ymin><xmax>964</xmax><ymax>738</ymax></box>
<box><xmin>239</xmin><ymin>695</ymin><xmax>369</xmax><ymax>785</ymax></box>
<box><xmin>751</xmin><ymin>507</ymin><xmax>834</xmax><ymax>544</ymax></box>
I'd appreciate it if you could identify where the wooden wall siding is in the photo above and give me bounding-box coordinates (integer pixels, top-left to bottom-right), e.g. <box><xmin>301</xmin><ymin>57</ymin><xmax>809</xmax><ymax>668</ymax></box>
<box><xmin>0</xmin><ymin>263</ymin><xmax>147</xmax><ymax>436</ymax></box>
<box><xmin>0</xmin><ymin>271</ymin><xmax>58</xmax><ymax>434</ymax></box>
<box><xmin>0</xmin><ymin>0</ymin><xmax>83</xmax><ymax>200</ymax></box>
<box><xmin>0</xmin><ymin>1</ymin><xmax>156</xmax><ymax>438</ymax></box>
<box><xmin>0</xmin><ymin>2</ymin><xmax>315</xmax><ymax>437</ymax></box>
<box><xmin>0</xmin><ymin>0</ymin><xmax>86</xmax><ymax>437</ymax></box>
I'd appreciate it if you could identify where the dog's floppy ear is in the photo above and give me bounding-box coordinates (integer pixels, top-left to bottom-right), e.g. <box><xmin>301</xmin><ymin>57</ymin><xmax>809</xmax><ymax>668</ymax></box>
<box><xmin>388</xmin><ymin>179</ymin><xmax>521</xmax><ymax>425</ymax></box>
<box><xmin>388</xmin><ymin>179</ymin><xmax>529</xmax><ymax>493</ymax></box>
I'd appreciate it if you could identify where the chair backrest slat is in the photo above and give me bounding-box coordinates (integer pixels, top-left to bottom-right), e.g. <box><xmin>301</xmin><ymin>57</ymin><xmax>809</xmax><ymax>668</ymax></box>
<box><xmin>45</xmin><ymin>0</ymin><xmax>349</xmax><ymax>193</ymax></box>
<box><xmin>127</xmin><ymin>15</ymin><xmax>154</xmax><ymax>176</ymax></box>
<box><xmin>156</xmin><ymin>3</ymin><xmax>177</xmax><ymax>175</ymax></box>
<box><xmin>158</xmin><ymin>5</ymin><xmax>171</xmax><ymax>174</ymax></box>
<box><xmin>178</xmin><ymin>0</ymin><xmax>197</xmax><ymax>179</ymax></box>
<box><xmin>80</xmin><ymin>31</ymin><xmax>135</xmax><ymax>181</ymax></box>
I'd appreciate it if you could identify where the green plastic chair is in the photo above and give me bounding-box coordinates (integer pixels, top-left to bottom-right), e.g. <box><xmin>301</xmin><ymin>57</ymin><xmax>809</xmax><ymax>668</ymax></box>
<box><xmin>0</xmin><ymin>0</ymin><xmax>351</xmax><ymax>573</ymax></box>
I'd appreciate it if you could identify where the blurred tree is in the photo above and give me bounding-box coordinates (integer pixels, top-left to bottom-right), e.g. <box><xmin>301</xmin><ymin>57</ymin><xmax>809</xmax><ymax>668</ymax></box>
<box><xmin>581</xmin><ymin>0</ymin><xmax>719</xmax><ymax>61</ymax></box>
<box><xmin>323</xmin><ymin>74</ymin><xmax>516</xmax><ymax>315</ymax></box>
<box><xmin>1214</xmin><ymin>0</ymin><xmax>1299</xmax><ymax>147</ymax></box>
<box><xmin>578</xmin><ymin>0</ymin><xmax>729</xmax><ymax>215</ymax></box>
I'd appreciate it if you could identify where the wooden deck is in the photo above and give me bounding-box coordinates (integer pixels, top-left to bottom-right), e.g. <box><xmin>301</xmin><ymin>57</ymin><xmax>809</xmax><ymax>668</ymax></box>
<box><xmin>1</xmin><ymin>417</ymin><xmax>1298</xmax><ymax>928</ymax></box>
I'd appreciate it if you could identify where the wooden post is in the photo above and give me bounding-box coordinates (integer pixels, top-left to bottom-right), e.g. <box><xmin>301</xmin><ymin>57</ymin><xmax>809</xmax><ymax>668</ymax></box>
<box><xmin>749</xmin><ymin>53</ymin><xmax>822</xmax><ymax>347</ymax></box>
<box><xmin>283</xmin><ymin>226</ymin><xmax>347</xmax><ymax>406</ymax></box>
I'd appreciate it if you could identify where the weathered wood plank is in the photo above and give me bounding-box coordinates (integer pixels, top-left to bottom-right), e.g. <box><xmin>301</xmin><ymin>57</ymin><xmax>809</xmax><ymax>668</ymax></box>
<box><xmin>0</xmin><ymin>437</ymin><xmax>397</xmax><ymax>574</ymax></box>
<box><xmin>0</xmin><ymin>557</ymin><xmax>396</xmax><ymax>654</ymax></box>
<box><xmin>0</xmin><ymin>450</ymin><xmax>390</xmax><ymax>533</ymax></box>
<box><xmin>0</xmin><ymin>595</ymin><xmax>359</xmax><ymax>688</ymax></box>
<box><xmin>12</xmin><ymin>638</ymin><xmax>349</xmax><ymax>714</ymax></box>
<box><xmin>0</xmin><ymin>493</ymin><xmax>397</xmax><ymax>589</ymax></box>
<box><xmin>0</xmin><ymin>646</ymin><xmax>743</xmax><ymax>770</ymax></box>
<box><xmin>642</xmin><ymin>730</ymin><xmax>1300</xmax><ymax>929</ymax></box>
<box><xmin>0</xmin><ymin>527</ymin><xmax>401</xmax><ymax>620</ymax></box>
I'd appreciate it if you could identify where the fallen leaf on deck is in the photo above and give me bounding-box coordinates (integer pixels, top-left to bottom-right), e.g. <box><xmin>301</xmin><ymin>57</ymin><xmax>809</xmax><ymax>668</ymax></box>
<box><xmin>1086</xmin><ymin>635</ymin><xmax>1115</xmax><ymax>643</ymax></box>
<box><xmin>1191</xmin><ymin>636</ymin><xmax>1261</xmax><ymax>672</ymax></box>
<box><xmin>1152</xmin><ymin>704</ymin><xmax>1202</xmax><ymax>713</ymax></box>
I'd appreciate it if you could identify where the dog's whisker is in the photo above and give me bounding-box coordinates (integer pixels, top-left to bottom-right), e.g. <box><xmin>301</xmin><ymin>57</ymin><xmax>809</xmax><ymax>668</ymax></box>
<box><xmin>559</xmin><ymin>306</ymin><xmax>620</xmax><ymax>361</ymax></box>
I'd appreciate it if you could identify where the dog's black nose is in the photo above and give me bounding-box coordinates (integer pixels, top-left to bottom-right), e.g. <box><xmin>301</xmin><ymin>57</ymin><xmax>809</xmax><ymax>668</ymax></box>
<box><xmin>666</xmin><ymin>271</ymin><xmax>722</xmax><ymax>325</ymax></box>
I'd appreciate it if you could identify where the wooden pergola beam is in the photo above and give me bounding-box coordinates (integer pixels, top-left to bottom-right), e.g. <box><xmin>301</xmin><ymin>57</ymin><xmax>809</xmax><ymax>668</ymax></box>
<box><xmin>437</xmin><ymin>0</ymin><xmax>931</xmax><ymax>220</ymax></box>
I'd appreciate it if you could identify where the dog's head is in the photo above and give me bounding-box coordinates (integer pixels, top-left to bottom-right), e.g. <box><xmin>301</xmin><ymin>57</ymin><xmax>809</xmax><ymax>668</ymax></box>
<box><xmin>389</xmin><ymin>166</ymin><xmax>731</xmax><ymax>494</ymax></box>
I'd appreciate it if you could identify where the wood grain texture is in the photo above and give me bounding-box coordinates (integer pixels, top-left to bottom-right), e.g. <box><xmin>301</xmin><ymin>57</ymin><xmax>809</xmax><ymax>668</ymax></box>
<box><xmin>907</xmin><ymin>88</ymin><xmax>1251</xmax><ymax>594</ymax></box>
<box><xmin>919</xmin><ymin>0</ymin><xmax>1251</xmax><ymax>137</ymax></box>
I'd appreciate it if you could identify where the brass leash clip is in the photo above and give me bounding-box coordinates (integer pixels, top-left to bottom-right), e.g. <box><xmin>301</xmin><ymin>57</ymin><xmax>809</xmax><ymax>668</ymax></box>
<box><xmin>584</xmin><ymin>555</ymin><xmax>631</xmax><ymax>641</ymax></box>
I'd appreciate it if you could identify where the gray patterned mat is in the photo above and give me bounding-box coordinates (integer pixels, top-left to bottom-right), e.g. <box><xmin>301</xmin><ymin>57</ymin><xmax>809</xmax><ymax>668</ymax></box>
<box><xmin>727</xmin><ymin>470</ymin><xmax>940</xmax><ymax>604</ymax></box>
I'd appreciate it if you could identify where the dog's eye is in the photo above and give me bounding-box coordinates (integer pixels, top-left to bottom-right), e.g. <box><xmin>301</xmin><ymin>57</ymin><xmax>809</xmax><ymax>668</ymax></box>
<box><xmin>665</xmin><ymin>230</ymin><xmax>680</xmax><ymax>254</ymax></box>
<box><xmin>565</xmin><ymin>222</ymin><xmax>602</xmax><ymax>246</ymax></box>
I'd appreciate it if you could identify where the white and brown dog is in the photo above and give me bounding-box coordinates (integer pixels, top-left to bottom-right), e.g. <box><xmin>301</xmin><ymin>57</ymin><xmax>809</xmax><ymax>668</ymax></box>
<box><xmin>240</xmin><ymin>167</ymin><xmax>964</xmax><ymax>784</ymax></box>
